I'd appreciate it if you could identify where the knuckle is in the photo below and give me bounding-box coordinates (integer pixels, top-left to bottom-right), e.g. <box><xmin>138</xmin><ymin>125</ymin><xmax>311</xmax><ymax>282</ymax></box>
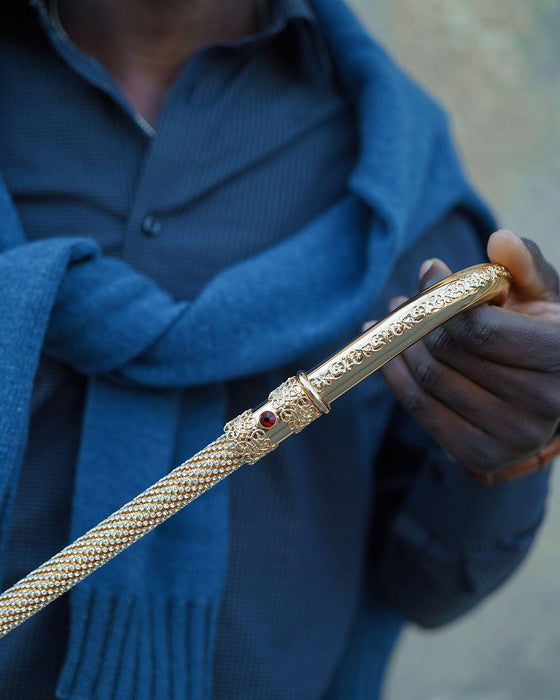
<box><xmin>535</xmin><ymin>381</ymin><xmax>560</xmax><ymax>420</ymax></box>
<box><xmin>400</xmin><ymin>387</ymin><xmax>426</xmax><ymax>417</ymax></box>
<box><xmin>550</xmin><ymin>340</ymin><xmax>560</xmax><ymax>373</ymax></box>
<box><xmin>425</xmin><ymin>327</ymin><xmax>456</xmax><ymax>358</ymax></box>
<box><xmin>461</xmin><ymin>440</ymin><xmax>499</xmax><ymax>473</ymax></box>
<box><xmin>414</xmin><ymin>357</ymin><xmax>442</xmax><ymax>394</ymax></box>
<box><xmin>510</xmin><ymin>420</ymin><xmax>549</xmax><ymax>455</ymax></box>
<box><xmin>463</xmin><ymin>313</ymin><xmax>495</xmax><ymax>350</ymax></box>
<box><xmin>447</xmin><ymin>307</ymin><xmax>496</xmax><ymax>352</ymax></box>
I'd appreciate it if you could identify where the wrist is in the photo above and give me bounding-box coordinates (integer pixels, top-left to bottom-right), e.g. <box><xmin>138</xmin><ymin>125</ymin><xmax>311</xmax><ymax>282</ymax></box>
<box><xmin>405</xmin><ymin>445</ymin><xmax>550</xmax><ymax>546</ymax></box>
<box><xmin>461</xmin><ymin>434</ymin><xmax>560</xmax><ymax>485</ymax></box>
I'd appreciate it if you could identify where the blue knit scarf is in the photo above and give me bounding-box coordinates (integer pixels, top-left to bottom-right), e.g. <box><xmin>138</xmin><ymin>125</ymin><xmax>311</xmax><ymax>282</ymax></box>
<box><xmin>0</xmin><ymin>1</ymin><xmax>493</xmax><ymax>697</ymax></box>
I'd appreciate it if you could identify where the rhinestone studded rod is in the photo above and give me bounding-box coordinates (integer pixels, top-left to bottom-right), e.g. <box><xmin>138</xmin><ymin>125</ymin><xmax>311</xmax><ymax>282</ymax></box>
<box><xmin>0</xmin><ymin>434</ymin><xmax>243</xmax><ymax>638</ymax></box>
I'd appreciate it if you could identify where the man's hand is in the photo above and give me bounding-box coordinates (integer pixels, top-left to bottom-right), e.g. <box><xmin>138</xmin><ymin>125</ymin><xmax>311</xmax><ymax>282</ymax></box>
<box><xmin>374</xmin><ymin>229</ymin><xmax>560</xmax><ymax>475</ymax></box>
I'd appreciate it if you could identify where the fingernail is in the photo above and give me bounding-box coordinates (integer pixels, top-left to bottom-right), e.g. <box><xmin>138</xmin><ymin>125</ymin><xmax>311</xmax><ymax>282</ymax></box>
<box><xmin>419</xmin><ymin>259</ymin><xmax>435</xmax><ymax>280</ymax></box>
<box><xmin>497</xmin><ymin>228</ymin><xmax>525</xmax><ymax>247</ymax></box>
<box><xmin>362</xmin><ymin>319</ymin><xmax>377</xmax><ymax>332</ymax></box>
<box><xmin>388</xmin><ymin>296</ymin><xmax>407</xmax><ymax>312</ymax></box>
<box><xmin>497</xmin><ymin>228</ymin><xmax>519</xmax><ymax>240</ymax></box>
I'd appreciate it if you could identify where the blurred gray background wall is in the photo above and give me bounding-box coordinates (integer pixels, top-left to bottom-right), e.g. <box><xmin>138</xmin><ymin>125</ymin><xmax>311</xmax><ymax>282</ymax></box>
<box><xmin>349</xmin><ymin>2</ymin><xmax>560</xmax><ymax>699</ymax></box>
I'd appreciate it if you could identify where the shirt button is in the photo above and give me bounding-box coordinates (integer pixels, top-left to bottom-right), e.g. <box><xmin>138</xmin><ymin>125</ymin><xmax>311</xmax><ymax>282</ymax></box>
<box><xmin>141</xmin><ymin>214</ymin><xmax>162</xmax><ymax>237</ymax></box>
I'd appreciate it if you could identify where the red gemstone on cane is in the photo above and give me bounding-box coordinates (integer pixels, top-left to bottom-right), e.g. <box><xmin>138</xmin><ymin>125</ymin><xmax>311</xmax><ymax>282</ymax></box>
<box><xmin>259</xmin><ymin>411</ymin><xmax>277</xmax><ymax>429</ymax></box>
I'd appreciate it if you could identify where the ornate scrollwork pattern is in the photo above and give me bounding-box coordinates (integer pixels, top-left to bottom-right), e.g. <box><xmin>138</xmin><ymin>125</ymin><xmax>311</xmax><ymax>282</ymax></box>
<box><xmin>310</xmin><ymin>265</ymin><xmax>511</xmax><ymax>393</ymax></box>
<box><xmin>268</xmin><ymin>376</ymin><xmax>322</xmax><ymax>433</ymax></box>
<box><xmin>223</xmin><ymin>409</ymin><xmax>278</xmax><ymax>465</ymax></box>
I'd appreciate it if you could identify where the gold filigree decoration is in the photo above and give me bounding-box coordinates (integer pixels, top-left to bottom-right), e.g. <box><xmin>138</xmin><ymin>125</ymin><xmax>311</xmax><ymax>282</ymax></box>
<box><xmin>268</xmin><ymin>376</ymin><xmax>322</xmax><ymax>433</ymax></box>
<box><xmin>310</xmin><ymin>265</ymin><xmax>511</xmax><ymax>393</ymax></box>
<box><xmin>224</xmin><ymin>409</ymin><xmax>277</xmax><ymax>465</ymax></box>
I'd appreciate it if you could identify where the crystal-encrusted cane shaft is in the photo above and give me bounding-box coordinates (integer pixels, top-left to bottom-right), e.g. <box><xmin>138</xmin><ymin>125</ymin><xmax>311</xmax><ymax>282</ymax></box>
<box><xmin>0</xmin><ymin>374</ymin><xmax>325</xmax><ymax>639</ymax></box>
<box><xmin>0</xmin><ymin>434</ymin><xmax>244</xmax><ymax>638</ymax></box>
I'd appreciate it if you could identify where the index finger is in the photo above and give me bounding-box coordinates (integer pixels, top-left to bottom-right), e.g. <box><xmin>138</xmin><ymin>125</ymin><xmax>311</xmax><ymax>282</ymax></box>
<box><xmin>438</xmin><ymin>302</ymin><xmax>560</xmax><ymax>372</ymax></box>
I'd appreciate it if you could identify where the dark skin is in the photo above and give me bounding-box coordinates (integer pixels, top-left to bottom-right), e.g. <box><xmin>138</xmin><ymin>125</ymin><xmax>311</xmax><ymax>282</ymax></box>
<box><xmin>55</xmin><ymin>0</ymin><xmax>259</xmax><ymax>125</ymax></box>
<box><xmin>367</xmin><ymin>230</ymin><xmax>560</xmax><ymax>475</ymax></box>
<box><xmin>57</xmin><ymin>4</ymin><xmax>560</xmax><ymax>476</ymax></box>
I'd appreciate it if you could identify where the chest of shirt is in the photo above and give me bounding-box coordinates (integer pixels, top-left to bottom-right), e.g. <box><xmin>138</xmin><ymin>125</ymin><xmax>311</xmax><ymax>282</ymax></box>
<box><xmin>0</xmin><ymin>7</ymin><xmax>358</xmax><ymax>300</ymax></box>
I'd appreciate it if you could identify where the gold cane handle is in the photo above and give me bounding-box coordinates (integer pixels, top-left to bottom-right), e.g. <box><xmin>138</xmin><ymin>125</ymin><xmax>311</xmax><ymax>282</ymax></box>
<box><xmin>0</xmin><ymin>263</ymin><xmax>511</xmax><ymax>638</ymax></box>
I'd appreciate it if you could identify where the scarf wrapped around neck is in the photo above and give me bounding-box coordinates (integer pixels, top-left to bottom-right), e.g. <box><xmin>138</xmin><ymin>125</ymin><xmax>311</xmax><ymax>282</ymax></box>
<box><xmin>0</xmin><ymin>0</ymin><xmax>493</xmax><ymax>697</ymax></box>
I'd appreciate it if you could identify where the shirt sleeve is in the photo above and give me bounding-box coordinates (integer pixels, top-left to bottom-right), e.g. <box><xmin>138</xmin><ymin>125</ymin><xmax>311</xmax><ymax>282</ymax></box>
<box><xmin>369</xmin><ymin>403</ymin><xmax>551</xmax><ymax>628</ymax></box>
<box><xmin>368</xmin><ymin>207</ymin><xmax>552</xmax><ymax>628</ymax></box>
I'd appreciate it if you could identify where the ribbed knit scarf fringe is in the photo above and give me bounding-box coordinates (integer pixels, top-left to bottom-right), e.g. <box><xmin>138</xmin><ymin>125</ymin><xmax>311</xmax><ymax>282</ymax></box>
<box><xmin>0</xmin><ymin>0</ymin><xmax>493</xmax><ymax>697</ymax></box>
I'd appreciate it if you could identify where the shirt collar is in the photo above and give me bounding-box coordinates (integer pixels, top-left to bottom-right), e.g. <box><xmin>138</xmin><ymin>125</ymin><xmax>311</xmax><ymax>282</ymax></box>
<box><xmin>259</xmin><ymin>0</ymin><xmax>315</xmax><ymax>29</ymax></box>
<box><xmin>28</xmin><ymin>0</ymin><xmax>335</xmax><ymax>85</ymax></box>
<box><xmin>259</xmin><ymin>0</ymin><xmax>336</xmax><ymax>82</ymax></box>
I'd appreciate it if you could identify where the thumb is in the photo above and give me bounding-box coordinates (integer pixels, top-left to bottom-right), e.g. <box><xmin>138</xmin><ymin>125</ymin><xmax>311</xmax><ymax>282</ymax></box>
<box><xmin>488</xmin><ymin>229</ymin><xmax>559</xmax><ymax>301</ymax></box>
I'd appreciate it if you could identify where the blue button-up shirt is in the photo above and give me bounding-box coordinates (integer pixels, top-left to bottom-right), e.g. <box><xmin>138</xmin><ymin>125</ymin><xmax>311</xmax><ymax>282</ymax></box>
<box><xmin>0</xmin><ymin>1</ymin><xmax>550</xmax><ymax>698</ymax></box>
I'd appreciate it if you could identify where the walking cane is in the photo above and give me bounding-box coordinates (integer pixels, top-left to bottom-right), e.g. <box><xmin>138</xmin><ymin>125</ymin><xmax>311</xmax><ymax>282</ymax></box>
<box><xmin>0</xmin><ymin>263</ymin><xmax>511</xmax><ymax>638</ymax></box>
